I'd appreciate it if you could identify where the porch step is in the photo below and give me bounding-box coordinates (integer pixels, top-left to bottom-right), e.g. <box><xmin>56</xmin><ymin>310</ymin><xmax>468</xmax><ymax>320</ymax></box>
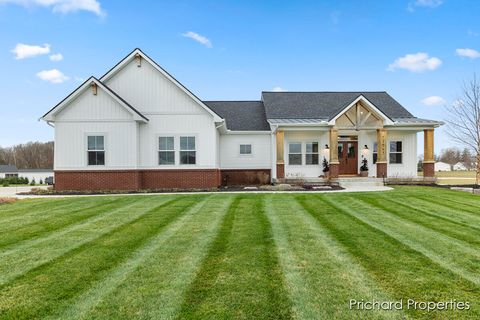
<box><xmin>336</xmin><ymin>177</ymin><xmax>384</xmax><ymax>187</ymax></box>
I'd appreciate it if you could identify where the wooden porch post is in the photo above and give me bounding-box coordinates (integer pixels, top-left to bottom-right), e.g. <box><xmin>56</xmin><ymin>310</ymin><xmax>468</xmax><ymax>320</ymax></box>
<box><xmin>276</xmin><ymin>131</ymin><xmax>285</xmax><ymax>179</ymax></box>
<box><xmin>423</xmin><ymin>129</ymin><xmax>435</xmax><ymax>178</ymax></box>
<box><xmin>376</xmin><ymin>128</ymin><xmax>387</xmax><ymax>178</ymax></box>
<box><xmin>329</xmin><ymin>129</ymin><xmax>339</xmax><ymax>178</ymax></box>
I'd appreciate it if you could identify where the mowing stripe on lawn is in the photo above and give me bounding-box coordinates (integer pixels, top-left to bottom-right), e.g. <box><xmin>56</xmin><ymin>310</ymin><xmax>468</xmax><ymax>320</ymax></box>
<box><xmin>264</xmin><ymin>195</ymin><xmax>403</xmax><ymax>320</ymax></box>
<box><xmin>177</xmin><ymin>195</ymin><xmax>292</xmax><ymax>320</ymax></box>
<box><xmin>0</xmin><ymin>195</ymin><xmax>207</xmax><ymax>319</ymax></box>
<box><xmin>372</xmin><ymin>194</ymin><xmax>480</xmax><ymax>245</ymax></box>
<box><xmin>410</xmin><ymin>193</ymin><xmax>480</xmax><ymax>218</ymax></box>
<box><xmin>0</xmin><ymin>197</ymin><xmax>98</xmax><ymax>224</ymax></box>
<box><xmin>297</xmin><ymin>194</ymin><xmax>480</xmax><ymax>319</ymax></box>
<box><xmin>340</xmin><ymin>196</ymin><xmax>480</xmax><ymax>285</ymax></box>
<box><xmin>0</xmin><ymin>196</ymin><xmax>166</xmax><ymax>286</ymax></box>
<box><xmin>0</xmin><ymin>198</ymin><xmax>123</xmax><ymax>248</ymax></box>
<box><xmin>62</xmin><ymin>194</ymin><xmax>236</xmax><ymax>320</ymax></box>
<box><xmin>0</xmin><ymin>197</ymin><xmax>96</xmax><ymax>218</ymax></box>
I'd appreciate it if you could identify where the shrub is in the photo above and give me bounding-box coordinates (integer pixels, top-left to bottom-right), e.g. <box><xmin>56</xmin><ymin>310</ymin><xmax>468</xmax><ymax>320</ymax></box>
<box><xmin>30</xmin><ymin>178</ymin><xmax>36</xmax><ymax>186</ymax></box>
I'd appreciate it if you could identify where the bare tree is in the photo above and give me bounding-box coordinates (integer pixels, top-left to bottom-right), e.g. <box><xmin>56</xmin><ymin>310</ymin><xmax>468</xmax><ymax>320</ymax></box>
<box><xmin>445</xmin><ymin>74</ymin><xmax>480</xmax><ymax>184</ymax></box>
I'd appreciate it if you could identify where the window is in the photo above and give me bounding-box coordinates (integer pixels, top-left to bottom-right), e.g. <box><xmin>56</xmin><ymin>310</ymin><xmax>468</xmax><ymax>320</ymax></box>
<box><xmin>240</xmin><ymin>144</ymin><xmax>252</xmax><ymax>155</ymax></box>
<box><xmin>289</xmin><ymin>143</ymin><xmax>302</xmax><ymax>165</ymax></box>
<box><xmin>87</xmin><ymin>136</ymin><xmax>105</xmax><ymax>165</ymax></box>
<box><xmin>305</xmin><ymin>142</ymin><xmax>319</xmax><ymax>165</ymax></box>
<box><xmin>159</xmin><ymin>137</ymin><xmax>175</xmax><ymax>165</ymax></box>
<box><xmin>180</xmin><ymin>136</ymin><xmax>196</xmax><ymax>165</ymax></box>
<box><xmin>5</xmin><ymin>173</ymin><xmax>18</xmax><ymax>178</ymax></box>
<box><xmin>373</xmin><ymin>142</ymin><xmax>378</xmax><ymax>164</ymax></box>
<box><xmin>389</xmin><ymin>141</ymin><xmax>402</xmax><ymax>164</ymax></box>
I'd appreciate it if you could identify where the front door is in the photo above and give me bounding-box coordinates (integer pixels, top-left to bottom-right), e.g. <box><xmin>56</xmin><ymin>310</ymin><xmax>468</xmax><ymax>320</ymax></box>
<box><xmin>338</xmin><ymin>141</ymin><xmax>358</xmax><ymax>175</ymax></box>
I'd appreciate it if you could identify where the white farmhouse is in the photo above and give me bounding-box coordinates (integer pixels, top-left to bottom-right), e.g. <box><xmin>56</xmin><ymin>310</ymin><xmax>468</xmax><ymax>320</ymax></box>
<box><xmin>42</xmin><ymin>49</ymin><xmax>443</xmax><ymax>190</ymax></box>
<box><xmin>434</xmin><ymin>162</ymin><xmax>451</xmax><ymax>172</ymax></box>
<box><xmin>453</xmin><ymin>162</ymin><xmax>467</xmax><ymax>171</ymax></box>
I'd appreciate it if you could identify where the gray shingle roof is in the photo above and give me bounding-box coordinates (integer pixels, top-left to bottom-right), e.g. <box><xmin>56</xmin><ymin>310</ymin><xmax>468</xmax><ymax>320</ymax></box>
<box><xmin>261</xmin><ymin>92</ymin><xmax>414</xmax><ymax>120</ymax></box>
<box><xmin>0</xmin><ymin>165</ymin><xmax>18</xmax><ymax>173</ymax></box>
<box><xmin>203</xmin><ymin>101</ymin><xmax>270</xmax><ymax>131</ymax></box>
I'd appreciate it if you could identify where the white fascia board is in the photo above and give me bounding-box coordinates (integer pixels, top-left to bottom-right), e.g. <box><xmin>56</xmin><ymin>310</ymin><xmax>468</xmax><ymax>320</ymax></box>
<box><xmin>328</xmin><ymin>95</ymin><xmax>394</xmax><ymax>126</ymax></box>
<box><xmin>224</xmin><ymin>130</ymin><xmax>272</xmax><ymax>135</ymax></box>
<box><xmin>100</xmin><ymin>49</ymin><xmax>223</xmax><ymax>122</ymax></box>
<box><xmin>41</xmin><ymin>77</ymin><xmax>148</xmax><ymax>123</ymax></box>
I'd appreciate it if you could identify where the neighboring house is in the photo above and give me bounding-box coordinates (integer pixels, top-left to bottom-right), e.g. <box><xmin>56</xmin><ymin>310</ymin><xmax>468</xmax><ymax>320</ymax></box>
<box><xmin>18</xmin><ymin>169</ymin><xmax>54</xmax><ymax>183</ymax></box>
<box><xmin>0</xmin><ymin>165</ymin><xmax>53</xmax><ymax>182</ymax></box>
<box><xmin>0</xmin><ymin>165</ymin><xmax>18</xmax><ymax>179</ymax></box>
<box><xmin>41</xmin><ymin>48</ymin><xmax>443</xmax><ymax>191</ymax></box>
<box><xmin>453</xmin><ymin>162</ymin><xmax>467</xmax><ymax>171</ymax></box>
<box><xmin>435</xmin><ymin>161</ymin><xmax>451</xmax><ymax>172</ymax></box>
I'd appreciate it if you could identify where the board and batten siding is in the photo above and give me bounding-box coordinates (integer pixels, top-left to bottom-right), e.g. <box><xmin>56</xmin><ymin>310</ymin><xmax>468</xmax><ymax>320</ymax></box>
<box><xmin>219</xmin><ymin>134</ymin><xmax>271</xmax><ymax>169</ymax></box>
<box><xmin>104</xmin><ymin>58</ymin><xmax>205</xmax><ymax>114</ymax></box>
<box><xmin>284</xmin><ymin>131</ymin><xmax>329</xmax><ymax>178</ymax></box>
<box><xmin>138</xmin><ymin>114</ymin><xmax>217</xmax><ymax>168</ymax></box>
<box><xmin>103</xmin><ymin>56</ymin><xmax>220</xmax><ymax>169</ymax></box>
<box><xmin>54</xmin><ymin>86</ymin><xmax>139</xmax><ymax>170</ymax></box>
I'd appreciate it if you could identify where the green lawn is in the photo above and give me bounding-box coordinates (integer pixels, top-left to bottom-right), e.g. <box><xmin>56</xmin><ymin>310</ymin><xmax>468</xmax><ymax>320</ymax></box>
<box><xmin>0</xmin><ymin>187</ymin><xmax>479</xmax><ymax>319</ymax></box>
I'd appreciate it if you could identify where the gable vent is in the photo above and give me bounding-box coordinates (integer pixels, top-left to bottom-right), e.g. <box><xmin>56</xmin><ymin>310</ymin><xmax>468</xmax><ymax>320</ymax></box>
<box><xmin>91</xmin><ymin>82</ymin><xmax>97</xmax><ymax>95</ymax></box>
<box><xmin>135</xmin><ymin>53</ymin><xmax>142</xmax><ymax>67</ymax></box>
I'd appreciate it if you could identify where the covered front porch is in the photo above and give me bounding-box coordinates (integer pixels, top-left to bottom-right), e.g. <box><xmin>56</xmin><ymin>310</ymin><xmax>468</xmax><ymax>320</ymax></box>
<box><xmin>269</xmin><ymin>95</ymin><xmax>439</xmax><ymax>182</ymax></box>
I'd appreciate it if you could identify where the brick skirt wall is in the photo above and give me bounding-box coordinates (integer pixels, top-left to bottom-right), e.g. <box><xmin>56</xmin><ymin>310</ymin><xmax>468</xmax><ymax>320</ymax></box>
<box><xmin>220</xmin><ymin>169</ymin><xmax>271</xmax><ymax>186</ymax></box>
<box><xmin>54</xmin><ymin>169</ymin><xmax>221</xmax><ymax>191</ymax></box>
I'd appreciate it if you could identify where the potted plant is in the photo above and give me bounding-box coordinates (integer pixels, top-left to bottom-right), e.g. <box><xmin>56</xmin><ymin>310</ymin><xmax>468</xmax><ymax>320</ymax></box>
<box><xmin>360</xmin><ymin>157</ymin><xmax>369</xmax><ymax>177</ymax></box>
<box><xmin>322</xmin><ymin>157</ymin><xmax>330</xmax><ymax>178</ymax></box>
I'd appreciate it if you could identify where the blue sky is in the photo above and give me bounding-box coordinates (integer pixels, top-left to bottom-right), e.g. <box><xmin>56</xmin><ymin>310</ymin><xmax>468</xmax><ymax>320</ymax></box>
<box><xmin>1</xmin><ymin>0</ymin><xmax>479</xmax><ymax>154</ymax></box>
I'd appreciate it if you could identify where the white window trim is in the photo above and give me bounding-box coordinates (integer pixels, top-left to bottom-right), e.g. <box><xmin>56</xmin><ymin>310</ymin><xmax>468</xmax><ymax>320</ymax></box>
<box><xmin>305</xmin><ymin>142</ymin><xmax>319</xmax><ymax>166</ymax></box>
<box><xmin>179</xmin><ymin>135</ymin><xmax>198</xmax><ymax>166</ymax></box>
<box><xmin>158</xmin><ymin>136</ymin><xmax>175</xmax><ymax>165</ymax></box>
<box><xmin>85</xmin><ymin>133</ymin><xmax>107</xmax><ymax>167</ymax></box>
<box><xmin>239</xmin><ymin>143</ymin><xmax>253</xmax><ymax>157</ymax></box>
<box><xmin>288</xmin><ymin>142</ymin><xmax>303</xmax><ymax>166</ymax></box>
<box><xmin>388</xmin><ymin>140</ymin><xmax>403</xmax><ymax>165</ymax></box>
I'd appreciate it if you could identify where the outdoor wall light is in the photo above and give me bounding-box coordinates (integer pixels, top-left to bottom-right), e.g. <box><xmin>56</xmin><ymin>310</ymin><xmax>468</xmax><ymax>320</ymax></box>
<box><xmin>325</xmin><ymin>144</ymin><xmax>329</xmax><ymax>149</ymax></box>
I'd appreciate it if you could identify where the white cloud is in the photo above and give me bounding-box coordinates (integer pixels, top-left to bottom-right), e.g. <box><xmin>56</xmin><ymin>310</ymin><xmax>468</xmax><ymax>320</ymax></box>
<box><xmin>182</xmin><ymin>31</ymin><xmax>212</xmax><ymax>48</ymax></box>
<box><xmin>387</xmin><ymin>52</ymin><xmax>442</xmax><ymax>72</ymax></box>
<box><xmin>49</xmin><ymin>53</ymin><xmax>63</xmax><ymax>61</ymax></box>
<box><xmin>467</xmin><ymin>29</ymin><xmax>479</xmax><ymax>37</ymax></box>
<box><xmin>36</xmin><ymin>69</ymin><xmax>69</xmax><ymax>83</ymax></box>
<box><xmin>11</xmin><ymin>43</ymin><xmax>50</xmax><ymax>59</ymax></box>
<box><xmin>272</xmin><ymin>87</ymin><xmax>286</xmax><ymax>92</ymax></box>
<box><xmin>0</xmin><ymin>0</ymin><xmax>104</xmax><ymax>16</ymax></box>
<box><xmin>421</xmin><ymin>96</ymin><xmax>446</xmax><ymax>106</ymax></box>
<box><xmin>408</xmin><ymin>0</ymin><xmax>443</xmax><ymax>11</ymax></box>
<box><xmin>456</xmin><ymin>48</ymin><xmax>480</xmax><ymax>59</ymax></box>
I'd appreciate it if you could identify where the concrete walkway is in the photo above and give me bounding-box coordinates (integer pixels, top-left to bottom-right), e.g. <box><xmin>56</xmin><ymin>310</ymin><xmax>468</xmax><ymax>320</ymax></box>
<box><xmin>1</xmin><ymin>185</ymin><xmax>393</xmax><ymax>199</ymax></box>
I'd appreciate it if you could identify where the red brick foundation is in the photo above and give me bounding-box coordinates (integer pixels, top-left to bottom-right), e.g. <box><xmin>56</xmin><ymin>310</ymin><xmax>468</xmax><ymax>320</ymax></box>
<box><xmin>376</xmin><ymin>162</ymin><xmax>387</xmax><ymax>178</ymax></box>
<box><xmin>276</xmin><ymin>164</ymin><xmax>285</xmax><ymax>179</ymax></box>
<box><xmin>423</xmin><ymin>162</ymin><xmax>435</xmax><ymax>178</ymax></box>
<box><xmin>329</xmin><ymin>163</ymin><xmax>339</xmax><ymax>178</ymax></box>
<box><xmin>54</xmin><ymin>169</ymin><xmax>221</xmax><ymax>191</ymax></box>
<box><xmin>221</xmin><ymin>169</ymin><xmax>270</xmax><ymax>186</ymax></box>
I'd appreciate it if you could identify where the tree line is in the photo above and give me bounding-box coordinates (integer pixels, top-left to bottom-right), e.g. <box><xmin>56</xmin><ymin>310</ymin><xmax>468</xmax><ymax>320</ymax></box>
<box><xmin>437</xmin><ymin>147</ymin><xmax>476</xmax><ymax>169</ymax></box>
<box><xmin>0</xmin><ymin>141</ymin><xmax>53</xmax><ymax>169</ymax></box>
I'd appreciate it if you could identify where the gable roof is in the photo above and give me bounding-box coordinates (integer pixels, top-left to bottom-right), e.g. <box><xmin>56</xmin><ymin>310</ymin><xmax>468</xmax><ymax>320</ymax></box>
<box><xmin>100</xmin><ymin>48</ymin><xmax>223</xmax><ymax>122</ymax></box>
<box><xmin>204</xmin><ymin>101</ymin><xmax>270</xmax><ymax>131</ymax></box>
<box><xmin>261</xmin><ymin>92</ymin><xmax>414</xmax><ymax>120</ymax></box>
<box><xmin>42</xmin><ymin>77</ymin><xmax>148</xmax><ymax>122</ymax></box>
<box><xmin>0</xmin><ymin>165</ymin><xmax>18</xmax><ymax>173</ymax></box>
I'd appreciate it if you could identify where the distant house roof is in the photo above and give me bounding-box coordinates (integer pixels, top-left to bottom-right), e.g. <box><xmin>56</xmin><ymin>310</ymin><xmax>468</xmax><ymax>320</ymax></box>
<box><xmin>261</xmin><ymin>92</ymin><xmax>414</xmax><ymax>120</ymax></box>
<box><xmin>0</xmin><ymin>165</ymin><xmax>18</xmax><ymax>173</ymax></box>
<box><xmin>18</xmin><ymin>168</ymin><xmax>53</xmax><ymax>172</ymax></box>
<box><xmin>204</xmin><ymin>101</ymin><xmax>270</xmax><ymax>131</ymax></box>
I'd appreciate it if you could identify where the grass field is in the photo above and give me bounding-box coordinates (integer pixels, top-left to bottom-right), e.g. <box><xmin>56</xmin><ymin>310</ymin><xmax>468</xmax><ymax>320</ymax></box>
<box><xmin>419</xmin><ymin>170</ymin><xmax>478</xmax><ymax>185</ymax></box>
<box><xmin>0</xmin><ymin>187</ymin><xmax>479</xmax><ymax>319</ymax></box>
